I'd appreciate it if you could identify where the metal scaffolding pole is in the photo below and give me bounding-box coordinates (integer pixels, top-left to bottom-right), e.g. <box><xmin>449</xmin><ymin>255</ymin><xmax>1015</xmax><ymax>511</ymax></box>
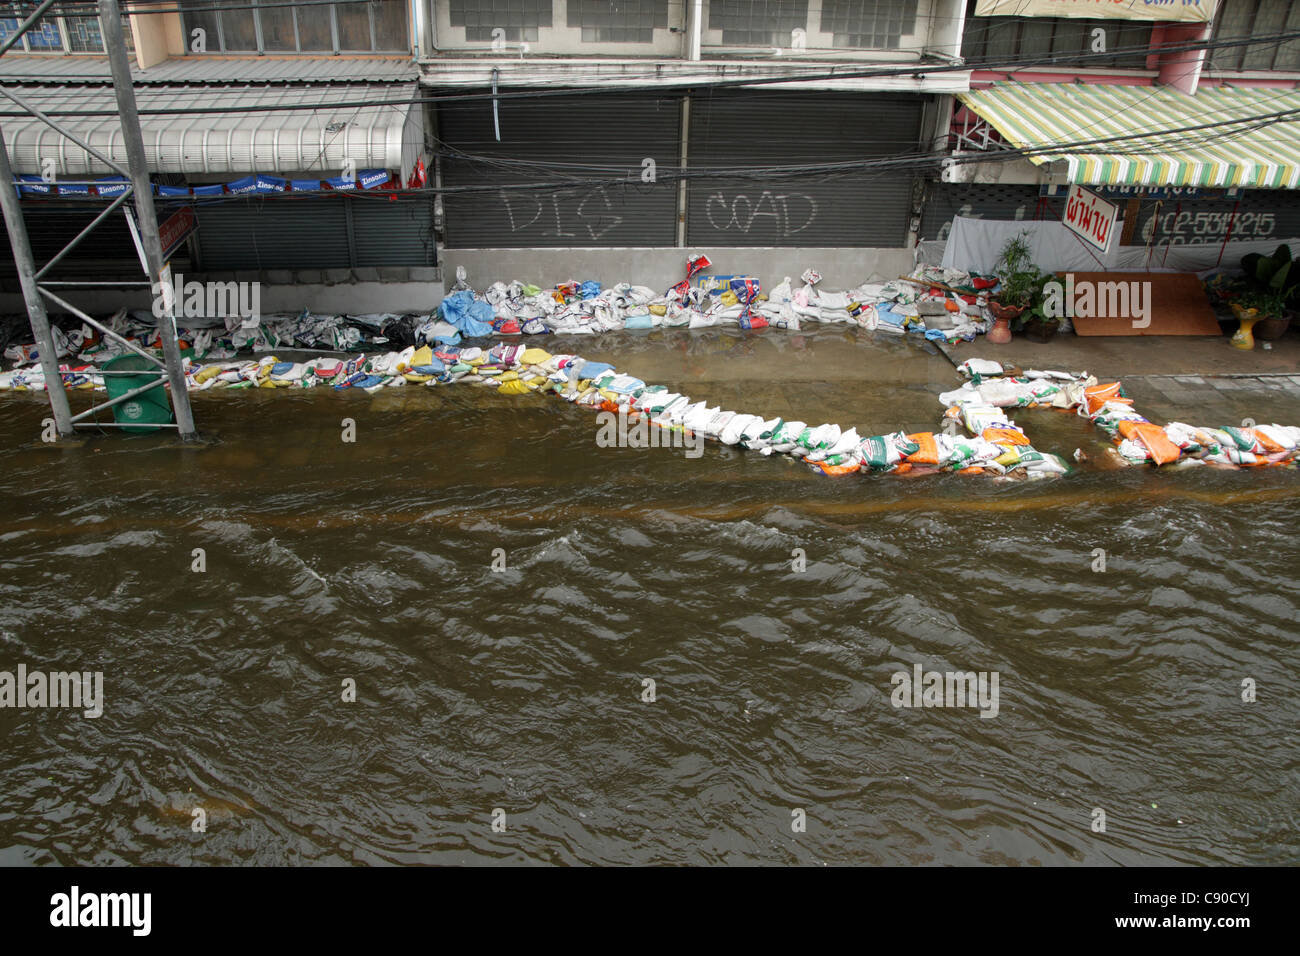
<box><xmin>0</xmin><ymin>1</ymin><xmax>201</xmax><ymax>441</ymax></box>
<box><xmin>99</xmin><ymin>0</ymin><xmax>197</xmax><ymax>439</ymax></box>
<box><xmin>0</xmin><ymin>124</ymin><xmax>75</xmax><ymax>438</ymax></box>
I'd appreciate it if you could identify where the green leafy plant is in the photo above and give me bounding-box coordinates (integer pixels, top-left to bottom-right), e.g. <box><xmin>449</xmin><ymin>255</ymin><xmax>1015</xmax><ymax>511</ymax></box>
<box><xmin>1234</xmin><ymin>286</ymin><xmax>1287</xmax><ymax>319</ymax></box>
<box><xmin>992</xmin><ymin>233</ymin><xmax>1046</xmax><ymax>310</ymax></box>
<box><xmin>1240</xmin><ymin>244</ymin><xmax>1299</xmax><ymax>310</ymax></box>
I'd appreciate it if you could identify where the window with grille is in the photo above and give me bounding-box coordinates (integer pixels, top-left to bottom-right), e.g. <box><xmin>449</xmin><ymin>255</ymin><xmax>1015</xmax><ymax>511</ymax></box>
<box><xmin>961</xmin><ymin>2</ymin><xmax>1152</xmax><ymax>70</ymax></box>
<box><xmin>178</xmin><ymin>0</ymin><xmax>409</xmax><ymax>54</ymax></box>
<box><xmin>448</xmin><ymin>0</ymin><xmax>552</xmax><ymax>43</ymax></box>
<box><xmin>567</xmin><ymin>1</ymin><xmax>669</xmax><ymax>43</ymax></box>
<box><xmin>708</xmin><ymin>0</ymin><xmax>808</xmax><ymax>48</ymax></box>
<box><xmin>0</xmin><ymin>4</ymin><xmax>105</xmax><ymax>53</ymax></box>
<box><xmin>1208</xmin><ymin>0</ymin><xmax>1300</xmax><ymax>72</ymax></box>
<box><xmin>819</xmin><ymin>0</ymin><xmax>917</xmax><ymax>50</ymax></box>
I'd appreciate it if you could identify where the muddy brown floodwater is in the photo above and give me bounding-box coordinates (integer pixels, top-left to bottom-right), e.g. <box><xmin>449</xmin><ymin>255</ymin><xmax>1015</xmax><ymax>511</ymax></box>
<box><xmin>0</xmin><ymin>330</ymin><xmax>1297</xmax><ymax>864</ymax></box>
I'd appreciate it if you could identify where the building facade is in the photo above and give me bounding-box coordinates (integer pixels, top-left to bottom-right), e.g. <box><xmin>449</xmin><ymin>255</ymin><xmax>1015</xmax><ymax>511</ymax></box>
<box><xmin>931</xmin><ymin>0</ymin><xmax>1300</xmax><ymax>258</ymax></box>
<box><xmin>2</xmin><ymin>1</ymin><xmax>1298</xmax><ymax>310</ymax></box>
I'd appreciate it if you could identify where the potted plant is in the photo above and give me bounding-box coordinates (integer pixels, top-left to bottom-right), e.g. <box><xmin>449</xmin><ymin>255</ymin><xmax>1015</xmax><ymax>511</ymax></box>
<box><xmin>988</xmin><ymin>233</ymin><xmax>1043</xmax><ymax>343</ymax></box>
<box><xmin>1237</xmin><ymin>244</ymin><xmax>1297</xmax><ymax>341</ymax></box>
<box><xmin>1020</xmin><ymin>277</ymin><xmax>1060</xmax><ymax>343</ymax></box>
<box><xmin>1229</xmin><ymin>288</ymin><xmax>1286</xmax><ymax>350</ymax></box>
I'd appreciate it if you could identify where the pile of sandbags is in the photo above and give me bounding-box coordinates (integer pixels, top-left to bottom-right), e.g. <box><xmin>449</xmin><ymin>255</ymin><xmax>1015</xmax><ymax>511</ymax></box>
<box><xmin>950</xmin><ymin>360</ymin><xmax>1300</xmax><ymax>470</ymax></box>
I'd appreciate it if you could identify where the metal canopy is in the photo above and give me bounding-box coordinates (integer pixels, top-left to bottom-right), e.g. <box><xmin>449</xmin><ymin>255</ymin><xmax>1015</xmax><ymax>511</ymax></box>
<box><xmin>0</xmin><ymin>81</ymin><xmax>423</xmax><ymax>178</ymax></box>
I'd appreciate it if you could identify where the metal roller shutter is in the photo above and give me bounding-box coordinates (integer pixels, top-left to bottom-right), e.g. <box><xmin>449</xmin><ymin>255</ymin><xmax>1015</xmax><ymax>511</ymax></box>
<box><xmin>687</xmin><ymin>92</ymin><xmax>924</xmax><ymax>247</ymax></box>
<box><xmin>195</xmin><ymin>197</ymin><xmax>353</xmax><ymax>270</ymax></box>
<box><xmin>351</xmin><ymin>195</ymin><xmax>437</xmax><ymax>267</ymax></box>
<box><xmin>1132</xmin><ymin>192</ymin><xmax>1300</xmax><ymax>247</ymax></box>
<box><xmin>436</xmin><ymin>92</ymin><xmax>681</xmax><ymax>248</ymax></box>
<box><xmin>919</xmin><ymin>183</ymin><xmax>1059</xmax><ymax>241</ymax></box>
<box><xmin>0</xmin><ymin>204</ymin><xmax>161</xmax><ymax>279</ymax></box>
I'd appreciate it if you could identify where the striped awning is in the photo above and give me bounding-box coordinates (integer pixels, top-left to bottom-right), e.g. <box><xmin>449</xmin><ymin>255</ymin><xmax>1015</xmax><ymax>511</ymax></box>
<box><xmin>958</xmin><ymin>83</ymin><xmax>1300</xmax><ymax>190</ymax></box>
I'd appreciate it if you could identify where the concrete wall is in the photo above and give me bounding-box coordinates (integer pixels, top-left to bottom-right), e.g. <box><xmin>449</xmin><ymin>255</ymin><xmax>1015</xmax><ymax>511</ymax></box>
<box><xmin>4</xmin><ymin>246</ymin><xmax>916</xmax><ymax>318</ymax></box>
<box><xmin>0</xmin><ymin>278</ymin><xmax>445</xmax><ymax>320</ymax></box>
<box><xmin>129</xmin><ymin>5</ymin><xmax>186</xmax><ymax>68</ymax></box>
<box><xmin>442</xmin><ymin>247</ymin><xmax>918</xmax><ymax>292</ymax></box>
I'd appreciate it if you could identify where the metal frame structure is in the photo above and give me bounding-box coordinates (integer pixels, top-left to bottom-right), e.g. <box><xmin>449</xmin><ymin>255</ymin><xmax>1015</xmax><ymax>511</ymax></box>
<box><xmin>0</xmin><ymin>0</ymin><xmax>197</xmax><ymax>439</ymax></box>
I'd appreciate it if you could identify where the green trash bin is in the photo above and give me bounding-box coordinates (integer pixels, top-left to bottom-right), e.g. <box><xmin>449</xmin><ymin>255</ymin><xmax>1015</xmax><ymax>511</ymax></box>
<box><xmin>103</xmin><ymin>353</ymin><xmax>173</xmax><ymax>434</ymax></box>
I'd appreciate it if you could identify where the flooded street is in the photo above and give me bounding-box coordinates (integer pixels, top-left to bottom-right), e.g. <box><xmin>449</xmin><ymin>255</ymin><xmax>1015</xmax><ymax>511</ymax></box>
<box><xmin>1</xmin><ymin>331</ymin><xmax>1297</xmax><ymax>865</ymax></box>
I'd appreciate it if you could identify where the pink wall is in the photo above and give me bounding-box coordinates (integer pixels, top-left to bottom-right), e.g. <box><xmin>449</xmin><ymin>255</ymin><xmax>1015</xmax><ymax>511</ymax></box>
<box><xmin>1153</xmin><ymin>23</ymin><xmax>1210</xmax><ymax>95</ymax></box>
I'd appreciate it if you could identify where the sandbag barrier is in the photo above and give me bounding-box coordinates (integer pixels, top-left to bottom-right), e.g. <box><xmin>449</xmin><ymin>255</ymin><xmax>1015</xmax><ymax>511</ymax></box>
<box><xmin>0</xmin><ymin>261</ymin><xmax>994</xmax><ymax>372</ymax></box>
<box><xmin>0</xmin><ymin>341</ymin><xmax>1065</xmax><ymax>478</ymax></box>
<box><xmin>946</xmin><ymin>359</ymin><xmax>1300</xmax><ymax>471</ymax></box>
<box><xmin>4</xmin><ymin>343</ymin><xmax>1296</xmax><ymax>477</ymax></box>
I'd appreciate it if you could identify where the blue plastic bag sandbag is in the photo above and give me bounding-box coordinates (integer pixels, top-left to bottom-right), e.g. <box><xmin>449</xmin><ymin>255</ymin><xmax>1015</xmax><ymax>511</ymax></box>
<box><xmin>730</xmin><ymin>277</ymin><xmax>760</xmax><ymax>302</ymax></box>
<box><xmin>876</xmin><ymin>303</ymin><xmax>907</xmax><ymax>327</ymax></box>
<box><xmin>438</xmin><ymin>291</ymin><xmax>494</xmax><ymax>337</ymax></box>
<box><xmin>579</xmin><ymin>281</ymin><xmax>601</xmax><ymax>300</ymax></box>
<box><xmin>572</xmin><ymin>360</ymin><xmax>613</xmax><ymax>380</ymax></box>
<box><xmin>624</xmin><ymin>314</ymin><xmax>655</xmax><ymax>330</ymax></box>
<box><xmin>412</xmin><ymin>356</ymin><xmax>446</xmax><ymax>375</ymax></box>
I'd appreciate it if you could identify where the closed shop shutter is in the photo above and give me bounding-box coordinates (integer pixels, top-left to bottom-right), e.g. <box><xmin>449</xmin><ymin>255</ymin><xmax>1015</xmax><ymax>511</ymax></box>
<box><xmin>193</xmin><ymin>195</ymin><xmax>436</xmax><ymax>270</ymax></box>
<box><xmin>687</xmin><ymin>91</ymin><xmax>924</xmax><ymax>247</ymax></box>
<box><xmin>1132</xmin><ymin>191</ymin><xmax>1300</xmax><ymax>248</ymax></box>
<box><xmin>0</xmin><ymin>203</ymin><xmax>172</xmax><ymax>280</ymax></box>
<box><xmin>919</xmin><ymin>183</ymin><xmax>1059</xmax><ymax>241</ymax></box>
<box><xmin>351</xmin><ymin>195</ymin><xmax>437</xmax><ymax>267</ymax></box>
<box><xmin>436</xmin><ymin>92</ymin><xmax>681</xmax><ymax>248</ymax></box>
<box><xmin>196</xmin><ymin>197</ymin><xmax>353</xmax><ymax>270</ymax></box>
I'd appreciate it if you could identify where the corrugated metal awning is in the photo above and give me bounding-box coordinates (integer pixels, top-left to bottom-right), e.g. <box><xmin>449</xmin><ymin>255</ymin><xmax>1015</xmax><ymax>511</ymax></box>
<box><xmin>0</xmin><ymin>81</ymin><xmax>422</xmax><ymax>179</ymax></box>
<box><xmin>0</xmin><ymin>55</ymin><xmax>418</xmax><ymax>84</ymax></box>
<box><xmin>958</xmin><ymin>83</ymin><xmax>1300</xmax><ymax>190</ymax></box>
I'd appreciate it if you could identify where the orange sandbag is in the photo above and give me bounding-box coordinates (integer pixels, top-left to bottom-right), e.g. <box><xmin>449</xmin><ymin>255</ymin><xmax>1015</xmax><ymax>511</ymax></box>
<box><xmin>957</xmin><ymin>466</ymin><xmax>985</xmax><ymax>475</ymax></box>
<box><xmin>1084</xmin><ymin>382</ymin><xmax>1130</xmax><ymax>415</ymax></box>
<box><xmin>807</xmin><ymin>458</ymin><xmax>861</xmax><ymax>476</ymax></box>
<box><xmin>1129</xmin><ymin>422</ymin><xmax>1182</xmax><ymax>466</ymax></box>
<box><xmin>1116</xmin><ymin>420</ymin><xmax>1146</xmax><ymax>440</ymax></box>
<box><xmin>981</xmin><ymin>426</ymin><xmax>1030</xmax><ymax>446</ymax></box>
<box><xmin>1251</xmin><ymin>428</ymin><xmax>1286</xmax><ymax>454</ymax></box>
<box><xmin>904</xmin><ymin>432</ymin><xmax>939</xmax><ymax>465</ymax></box>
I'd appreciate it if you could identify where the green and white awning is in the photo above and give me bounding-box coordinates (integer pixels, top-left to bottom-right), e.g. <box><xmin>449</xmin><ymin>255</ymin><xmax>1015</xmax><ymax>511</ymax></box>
<box><xmin>958</xmin><ymin>83</ymin><xmax>1300</xmax><ymax>190</ymax></box>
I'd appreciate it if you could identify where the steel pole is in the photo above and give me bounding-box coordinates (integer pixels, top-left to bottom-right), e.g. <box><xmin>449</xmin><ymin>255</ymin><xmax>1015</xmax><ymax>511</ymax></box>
<box><xmin>99</xmin><ymin>0</ymin><xmax>198</xmax><ymax>439</ymax></box>
<box><xmin>0</xmin><ymin>124</ymin><xmax>75</xmax><ymax>438</ymax></box>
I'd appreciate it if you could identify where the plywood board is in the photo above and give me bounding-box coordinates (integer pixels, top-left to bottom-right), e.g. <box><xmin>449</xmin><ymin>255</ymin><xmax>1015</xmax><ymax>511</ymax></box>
<box><xmin>1063</xmin><ymin>272</ymin><xmax>1222</xmax><ymax>336</ymax></box>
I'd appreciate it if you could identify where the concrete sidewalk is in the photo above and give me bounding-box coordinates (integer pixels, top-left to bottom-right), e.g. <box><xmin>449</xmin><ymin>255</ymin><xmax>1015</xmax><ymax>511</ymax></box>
<box><xmin>940</xmin><ymin>331</ymin><xmax>1300</xmax><ymax>428</ymax></box>
<box><xmin>938</xmin><ymin>331</ymin><xmax>1300</xmax><ymax>378</ymax></box>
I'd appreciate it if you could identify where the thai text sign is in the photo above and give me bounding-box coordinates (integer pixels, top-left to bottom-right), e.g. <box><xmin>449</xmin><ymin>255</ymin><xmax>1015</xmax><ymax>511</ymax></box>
<box><xmin>1064</xmin><ymin>185</ymin><xmax>1119</xmax><ymax>252</ymax></box>
<box><xmin>974</xmin><ymin>1</ymin><xmax>1217</xmax><ymax>23</ymax></box>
